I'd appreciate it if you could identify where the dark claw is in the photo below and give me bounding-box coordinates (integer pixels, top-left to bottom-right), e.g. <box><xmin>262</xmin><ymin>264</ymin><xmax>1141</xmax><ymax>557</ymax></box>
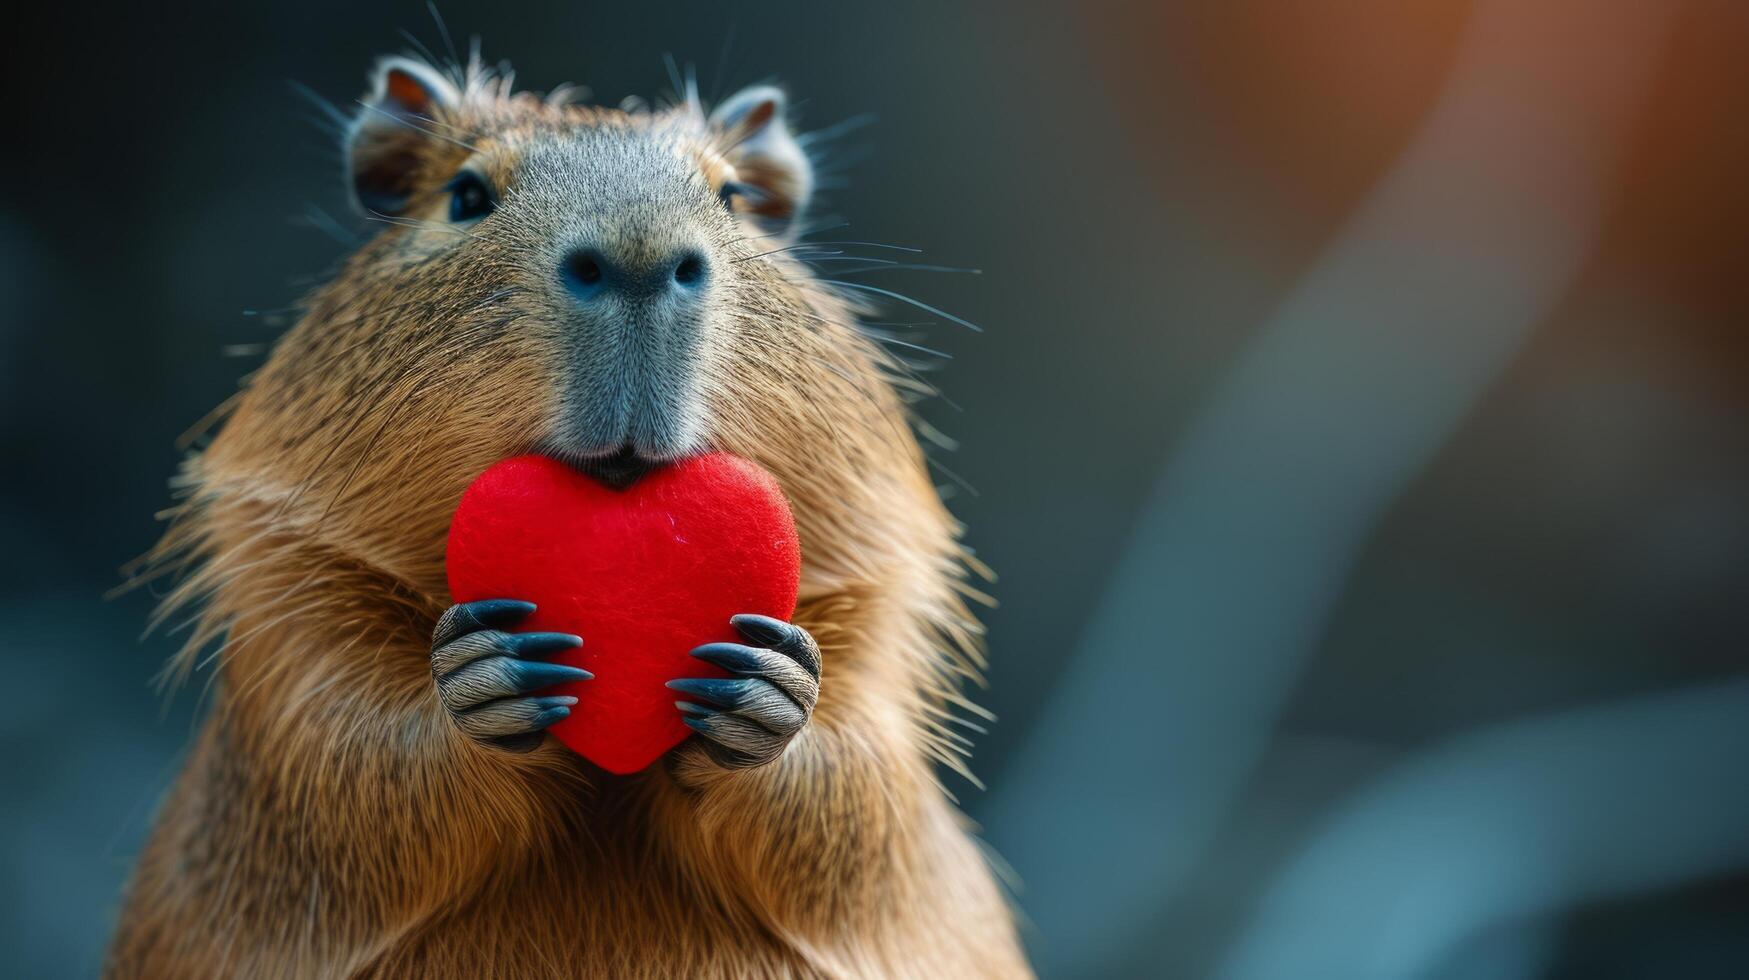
<box><xmin>501</xmin><ymin>632</ymin><xmax>585</xmax><ymax>659</ymax></box>
<box><xmin>466</xmin><ymin>598</ymin><xmax>539</xmax><ymax>623</ymax></box>
<box><xmin>671</xmin><ymin>678</ymin><xmax>805</xmax><ymax>733</ymax></box>
<box><xmin>506</xmin><ymin>659</ymin><xmax>593</xmax><ymax>687</ymax></box>
<box><xmin>731</xmin><ymin>614</ymin><xmax>821</xmax><ymax>677</ymax></box>
<box><xmin>455</xmin><ymin>694</ymin><xmax>576</xmax><ymax>744</ymax></box>
<box><xmin>689</xmin><ymin>642</ymin><xmax>770</xmax><ymax>675</ymax></box>
<box><xmin>666</xmin><ymin>677</ymin><xmax>760</xmax><ymax>709</ymax></box>
<box><xmin>730</xmin><ymin>613</ymin><xmax>796</xmax><ymax>649</ymax></box>
<box><xmin>431</xmin><ymin>630</ymin><xmax>581</xmax><ymax>679</ymax></box>
<box><xmin>688</xmin><ymin>642</ymin><xmax>818</xmax><ymax>710</ymax></box>
<box><xmin>486</xmin><ymin>698</ymin><xmax>575</xmax><ymax>754</ymax></box>
<box><xmin>433</xmin><ymin>598</ymin><xmax>536</xmax><ymax>648</ymax></box>
<box><xmin>528</xmin><ymin>700</ymin><xmax>576</xmax><ymax>729</ymax></box>
<box><xmin>440</xmin><ymin>643</ymin><xmax>587</xmax><ymax>702</ymax></box>
<box><xmin>439</xmin><ymin>656</ymin><xmax>593</xmax><ymax>713</ymax></box>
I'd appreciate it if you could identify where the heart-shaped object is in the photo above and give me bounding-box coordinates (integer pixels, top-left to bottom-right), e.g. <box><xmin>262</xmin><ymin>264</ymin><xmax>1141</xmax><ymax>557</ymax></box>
<box><xmin>446</xmin><ymin>453</ymin><xmax>800</xmax><ymax>774</ymax></box>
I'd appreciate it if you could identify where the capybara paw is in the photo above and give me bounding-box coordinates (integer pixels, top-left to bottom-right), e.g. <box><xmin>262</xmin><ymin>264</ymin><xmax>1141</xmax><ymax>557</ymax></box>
<box><xmin>430</xmin><ymin>599</ymin><xmax>588</xmax><ymax>752</ymax></box>
<box><xmin>668</xmin><ymin>614</ymin><xmax>820</xmax><ymax>768</ymax></box>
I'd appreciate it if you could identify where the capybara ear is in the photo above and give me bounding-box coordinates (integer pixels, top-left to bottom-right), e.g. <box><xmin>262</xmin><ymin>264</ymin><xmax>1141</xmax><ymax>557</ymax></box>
<box><xmin>710</xmin><ymin>85</ymin><xmax>813</xmax><ymax>234</ymax></box>
<box><xmin>345</xmin><ymin>56</ymin><xmax>461</xmax><ymax>216</ymax></box>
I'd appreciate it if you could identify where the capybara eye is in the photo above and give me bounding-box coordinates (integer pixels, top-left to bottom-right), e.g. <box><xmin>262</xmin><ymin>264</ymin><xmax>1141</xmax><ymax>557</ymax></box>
<box><xmin>717</xmin><ymin>180</ymin><xmax>745</xmax><ymax>210</ymax></box>
<box><xmin>447</xmin><ymin>172</ymin><xmax>496</xmax><ymax>223</ymax></box>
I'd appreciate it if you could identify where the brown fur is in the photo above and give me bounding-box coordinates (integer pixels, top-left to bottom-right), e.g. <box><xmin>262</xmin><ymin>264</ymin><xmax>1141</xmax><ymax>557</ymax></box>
<box><xmin>106</xmin><ymin>59</ymin><xmax>1029</xmax><ymax>978</ymax></box>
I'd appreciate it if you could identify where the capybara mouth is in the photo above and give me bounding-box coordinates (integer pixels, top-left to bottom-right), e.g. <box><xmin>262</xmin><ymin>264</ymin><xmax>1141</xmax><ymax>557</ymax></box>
<box><xmin>577</xmin><ymin>443</ymin><xmax>660</xmax><ymax>490</ymax></box>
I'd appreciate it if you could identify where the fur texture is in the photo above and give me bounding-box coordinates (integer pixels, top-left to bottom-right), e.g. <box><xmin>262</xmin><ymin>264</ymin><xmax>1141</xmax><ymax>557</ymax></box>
<box><xmin>107</xmin><ymin>54</ymin><xmax>1028</xmax><ymax>978</ymax></box>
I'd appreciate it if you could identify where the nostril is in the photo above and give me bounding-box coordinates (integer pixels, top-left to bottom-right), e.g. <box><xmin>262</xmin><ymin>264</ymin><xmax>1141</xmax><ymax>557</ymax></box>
<box><xmin>563</xmin><ymin>249</ymin><xmax>606</xmax><ymax>296</ymax></box>
<box><xmin>672</xmin><ymin>252</ymin><xmax>706</xmax><ymax>287</ymax></box>
<box><xmin>561</xmin><ymin>247</ymin><xmax>705</xmax><ymax>299</ymax></box>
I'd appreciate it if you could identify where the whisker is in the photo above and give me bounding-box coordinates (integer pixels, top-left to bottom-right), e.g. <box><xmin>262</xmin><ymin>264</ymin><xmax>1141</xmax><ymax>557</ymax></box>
<box><xmin>819</xmin><ymin>280</ymin><xmax>984</xmax><ymax>332</ymax></box>
<box><xmin>428</xmin><ymin>1</ymin><xmax>462</xmax><ymax>70</ymax></box>
<box><xmin>707</xmin><ymin>21</ymin><xmax>738</xmax><ymax>105</ymax></box>
<box><xmin>353</xmin><ymin>100</ymin><xmax>480</xmax><ymax>154</ymax></box>
<box><xmin>397</xmin><ymin>29</ymin><xmax>444</xmax><ymax>74</ymax></box>
<box><xmin>797</xmin><ymin>113</ymin><xmax>877</xmax><ymax>148</ymax></box>
<box><xmin>915</xmin><ymin>418</ymin><xmax>960</xmax><ymax>452</ymax></box>
<box><xmin>927</xmin><ymin>455</ymin><xmax>980</xmax><ymax>498</ymax></box>
<box><xmin>733</xmin><ymin>240</ymin><xmax>922</xmax><ymax>263</ymax></box>
<box><xmin>299</xmin><ymin>204</ymin><xmax>357</xmax><ymax>246</ymax></box>
<box><xmin>861</xmin><ymin>332</ymin><xmax>952</xmax><ymax>360</ymax></box>
<box><xmin>752</xmin><ymin>252</ymin><xmax>974</xmax><ymax>415</ymax></box>
<box><xmin>362</xmin><ymin>210</ymin><xmax>479</xmax><ymax>240</ymax></box>
<box><xmin>722</xmin><ymin>220</ymin><xmax>852</xmax><ymax>251</ymax></box>
<box><xmin>801</xmin><ymin>258</ymin><xmax>981</xmax><ymax>276</ymax></box>
<box><xmin>287</xmin><ymin>80</ymin><xmax>352</xmax><ymax>135</ymax></box>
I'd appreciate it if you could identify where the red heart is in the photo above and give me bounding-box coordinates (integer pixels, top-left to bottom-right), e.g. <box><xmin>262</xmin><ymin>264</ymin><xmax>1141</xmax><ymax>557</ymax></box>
<box><xmin>445</xmin><ymin>453</ymin><xmax>800</xmax><ymax>774</ymax></box>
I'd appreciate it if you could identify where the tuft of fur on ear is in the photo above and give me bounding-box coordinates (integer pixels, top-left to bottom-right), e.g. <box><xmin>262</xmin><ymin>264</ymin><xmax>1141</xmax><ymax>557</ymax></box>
<box><xmin>710</xmin><ymin>85</ymin><xmax>814</xmax><ymax>231</ymax></box>
<box><xmin>346</xmin><ymin>57</ymin><xmax>461</xmax><ymax>216</ymax></box>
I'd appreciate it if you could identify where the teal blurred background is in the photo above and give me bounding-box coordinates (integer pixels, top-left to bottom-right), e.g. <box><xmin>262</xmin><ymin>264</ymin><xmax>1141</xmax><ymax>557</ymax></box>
<box><xmin>4</xmin><ymin>1</ymin><xmax>1747</xmax><ymax>976</ymax></box>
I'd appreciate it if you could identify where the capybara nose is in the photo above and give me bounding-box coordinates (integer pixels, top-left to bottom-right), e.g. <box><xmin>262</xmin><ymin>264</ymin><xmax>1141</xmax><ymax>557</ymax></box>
<box><xmin>561</xmin><ymin>245</ymin><xmax>708</xmax><ymax>303</ymax></box>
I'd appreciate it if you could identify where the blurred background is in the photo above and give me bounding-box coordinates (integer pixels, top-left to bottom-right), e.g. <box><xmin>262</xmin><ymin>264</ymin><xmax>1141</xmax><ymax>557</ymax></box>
<box><xmin>4</xmin><ymin>0</ymin><xmax>1747</xmax><ymax>976</ymax></box>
